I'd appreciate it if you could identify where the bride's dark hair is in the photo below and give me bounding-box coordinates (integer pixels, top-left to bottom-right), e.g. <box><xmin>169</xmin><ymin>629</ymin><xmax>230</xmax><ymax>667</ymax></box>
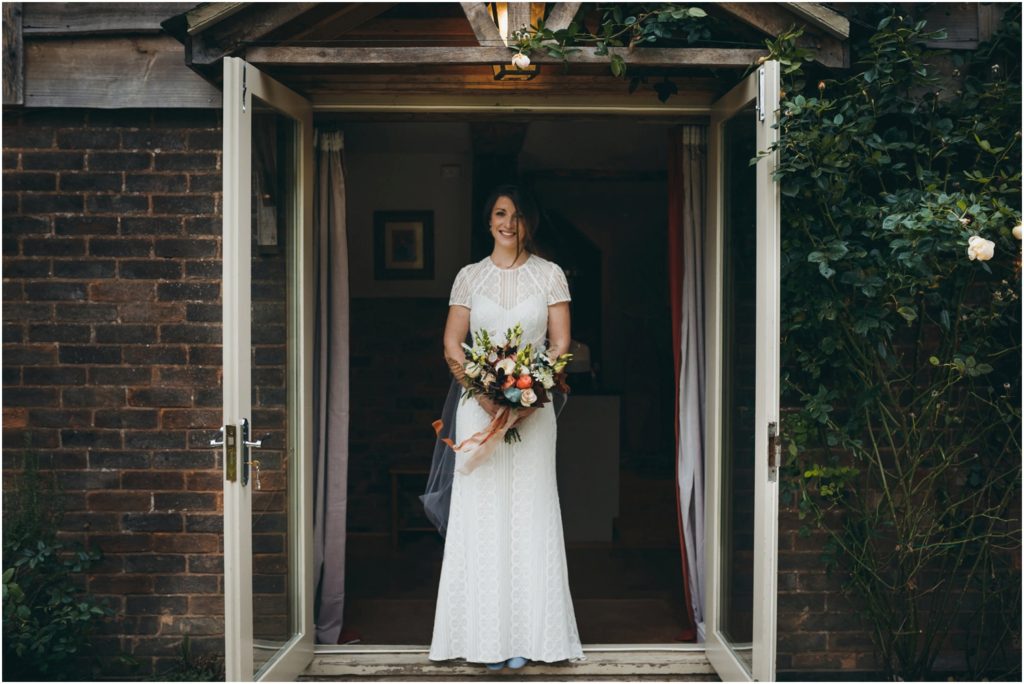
<box><xmin>482</xmin><ymin>184</ymin><xmax>539</xmax><ymax>262</ymax></box>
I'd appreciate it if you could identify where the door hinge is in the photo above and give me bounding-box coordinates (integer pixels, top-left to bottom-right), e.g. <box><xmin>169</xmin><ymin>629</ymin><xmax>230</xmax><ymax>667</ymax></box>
<box><xmin>767</xmin><ymin>421</ymin><xmax>780</xmax><ymax>482</ymax></box>
<box><xmin>241</xmin><ymin>63</ymin><xmax>247</xmax><ymax>113</ymax></box>
<box><xmin>756</xmin><ymin>65</ymin><xmax>766</xmax><ymax>122</ymax></box>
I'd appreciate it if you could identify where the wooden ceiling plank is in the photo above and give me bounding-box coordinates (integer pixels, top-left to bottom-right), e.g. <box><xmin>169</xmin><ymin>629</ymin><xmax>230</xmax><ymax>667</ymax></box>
<box><xmin>545</xmin><ymin>2</ymin><xmax>581</xmax><ymax>32</ymax></box>
<box><xmin>460</xmin><ymin>2</ymin><xmax>503</xmax><ymax>46</ymax></box>
<box><xmin>245</xmin><ymin>45</ymin><xmax>766</xmax><ymax>68</ymax></box>
<box><xmin>279</xmin><ymin>3</ymin><xmax>397</xmax><ymax>47</ymax></box>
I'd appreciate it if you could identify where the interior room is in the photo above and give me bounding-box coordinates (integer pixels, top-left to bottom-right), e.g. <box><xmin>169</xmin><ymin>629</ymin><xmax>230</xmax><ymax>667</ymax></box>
<box><xmin>327</xmin><ymin>118</ymin><xmax>692</xmax><ymax>645</ymax></box>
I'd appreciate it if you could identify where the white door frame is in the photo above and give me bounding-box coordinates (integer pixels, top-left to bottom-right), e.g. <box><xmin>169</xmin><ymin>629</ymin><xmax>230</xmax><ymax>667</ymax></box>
<box><xmin>222</xmin><ymin>55</ymin><xmax>315</xmax><ymax>682</ymax></box>
<box><xmin>222</xmin><ymin>62</ymin><xmax>780</xmax><ymax>682</ymax></box>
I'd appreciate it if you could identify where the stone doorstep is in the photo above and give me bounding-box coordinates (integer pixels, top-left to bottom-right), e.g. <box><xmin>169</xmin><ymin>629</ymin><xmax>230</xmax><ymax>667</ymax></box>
<box><xmin>301</xmin><ymin>648</ymin><xmax>717</xmax><ymax>681</ymax></box>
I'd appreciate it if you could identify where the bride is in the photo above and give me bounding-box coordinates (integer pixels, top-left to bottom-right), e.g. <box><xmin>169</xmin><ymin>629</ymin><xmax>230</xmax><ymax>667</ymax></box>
<box><xmin>428</xmin><ymin>185</ymin><xmax>585</xmax><ymax>670</ymax></box>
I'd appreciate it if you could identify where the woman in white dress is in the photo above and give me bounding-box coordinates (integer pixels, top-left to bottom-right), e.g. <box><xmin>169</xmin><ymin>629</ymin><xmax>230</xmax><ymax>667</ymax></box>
<box><xmin>429</xmin><ymin>185</ymin><xmax>585</xmax><ymax>670</ymax></box>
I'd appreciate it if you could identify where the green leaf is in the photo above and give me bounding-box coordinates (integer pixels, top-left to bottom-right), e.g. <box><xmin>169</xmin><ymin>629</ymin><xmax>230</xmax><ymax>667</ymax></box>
<box><xmin>897</xmin><ymin>306</ymin><xmax>917</xmax><ymax>322</ymax></box>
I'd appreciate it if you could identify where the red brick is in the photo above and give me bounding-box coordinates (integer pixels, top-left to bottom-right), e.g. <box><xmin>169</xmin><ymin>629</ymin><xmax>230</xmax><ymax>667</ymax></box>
<box><xmin>89</xmin><ymin>280</ymin><xmax>156</xmax><ymax>303</ymax></box>
<box><xmin>87</xmin><ymin>491</ymin><xmax>152</xmax><ymax>511</ymax></box>
<box><xmin>121</xmin><ymin>471</ymin><xmax>185</xmax><ymax>491</ymax></box>
<box><xmin>188</xmin><ymin>596</ymin><xmax>224</xmax><ymax>616</ymax></box>
<box><xmin>186</xmin><ymin>472</ymin><xmax>221</xmax><ymax>491</ymax></box>
<box><xmin>89</xmin><ymin>574</ymin><xmax>155</xmax><ymax>594</ymax></box>
<box><xmin>160</xmin><ymin>409</ymin><xmax>221</xmax><ymax>430</ymax></box>
<box><xmin>88</xmin><ymin>534</ymin><xmax>153</xmax><ymax>553</ymax></box>
<box><xmin>156</xmin><ymin>533</ymin><xmax>220</xmax><ymax>553</ymax></box>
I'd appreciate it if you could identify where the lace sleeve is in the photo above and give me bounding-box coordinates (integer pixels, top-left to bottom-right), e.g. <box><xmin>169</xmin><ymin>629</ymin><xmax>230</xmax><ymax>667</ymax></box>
<box><xmin>449</xmin><ymin>265</ymin><xmax>472</xmax><ymax>308</ymax></box>
<box><xmin>547</xmin><ymin>263</ymin><xmax>571</xmax><ymax>305</ymax></box>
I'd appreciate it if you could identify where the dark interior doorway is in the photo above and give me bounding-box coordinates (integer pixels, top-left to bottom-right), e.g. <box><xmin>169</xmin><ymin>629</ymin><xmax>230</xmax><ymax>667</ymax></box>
<box><xmin>331</xmin><ymin>118</ymin><xmax>691</xmax><ymax>645</ymax></box>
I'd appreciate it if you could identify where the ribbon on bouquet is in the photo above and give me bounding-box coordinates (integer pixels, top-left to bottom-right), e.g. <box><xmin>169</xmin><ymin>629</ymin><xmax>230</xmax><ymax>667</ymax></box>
<box><xmin>432</xmin><ymin>406</ymin><xmax>520</xmax><ymax>475</ymax></box>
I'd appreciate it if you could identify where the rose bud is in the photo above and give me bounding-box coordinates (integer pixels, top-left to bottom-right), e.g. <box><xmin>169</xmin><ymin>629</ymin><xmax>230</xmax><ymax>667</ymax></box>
<box><xmin>520</xmin><ymin>388</ymin><xmax>537</xmax><ymax>406</ymax></box>
<box><xmin>516</xmin><ymin>373</ymin><xmax>533</xmax><ymax>389</ymax></box>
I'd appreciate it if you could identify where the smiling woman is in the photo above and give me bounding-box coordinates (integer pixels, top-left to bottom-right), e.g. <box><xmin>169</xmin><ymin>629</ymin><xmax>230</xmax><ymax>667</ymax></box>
<box><xmin>431</xmin><ymin>185</ymin><xmax>581</xmax><ymax>670</ymax></box>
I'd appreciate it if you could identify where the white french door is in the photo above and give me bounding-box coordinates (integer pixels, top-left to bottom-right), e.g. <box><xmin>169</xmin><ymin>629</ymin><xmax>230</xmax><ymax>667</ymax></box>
<box><xmin>221</xmin><ymin>55</ymin><xmax>315</xmax><ymax>681</ymax></box>
<box><xmin>704</xmin><ymin>61</ymin><xmax>781</xmax><ymax>682</ymax></box>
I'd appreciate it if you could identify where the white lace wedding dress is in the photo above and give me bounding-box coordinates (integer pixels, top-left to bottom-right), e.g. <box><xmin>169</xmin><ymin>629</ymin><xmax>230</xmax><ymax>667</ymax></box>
<box><xmin>429</xmin><ymin>253</ymin><xmax>585</xmax><ymax>664</ymax></box>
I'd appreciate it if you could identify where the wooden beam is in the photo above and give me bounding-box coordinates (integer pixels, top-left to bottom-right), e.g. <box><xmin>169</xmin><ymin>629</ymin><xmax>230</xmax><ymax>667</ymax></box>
<box><xmin>507</xmin><ymin>1</ymin><xmax>532</xmax><ymax>37</ymax></box>
<box><xmin>278</xmin><ymin>3</ymin><xmax>397</xmax><ymax>47</ymax></box>
<box><xmin>23</xmin><ymin>35</ymin><xmax>221</xmax><ymax>108</ymax></box>
<box><xmin>3</xmin><ymin>2</ymin><xmax>23</xmax><ymax>106</ymax></box>
<box><xmin>717</xmin><ymin>3</ymin><xmax>846</xmax><ymax>68</ymax></box>
<box><xmin>186</xmin><ymin>2</ymin><xmax>248</xmax><ymax>36</ymax></box>
<box><xmin>545</xmin><ymin>2</ymin><xmax>581</xmax><ymax>32</ymax></box>
<box><xmin>206</xmin><ymin>2</ymin><xmax>319</xmax><ymax>52</ymax></box>
<box><xmin>459</xmin><ymin>2</ymin><xmax>503</xmax><ymax>46</ymax></box>
<box><xmin>780</xmin><ymin>2</ymin><xmax>849</xmax><ymax>40</ymax></box>
<box><xmin>21</xmin><ymin>2</ymin><xmax>194</xmax><ymax>35</ymax></box>
<box><xmin>245</xmin><ymin>45</ymin><xmax>766</xmax><ymax>68</ymax></box>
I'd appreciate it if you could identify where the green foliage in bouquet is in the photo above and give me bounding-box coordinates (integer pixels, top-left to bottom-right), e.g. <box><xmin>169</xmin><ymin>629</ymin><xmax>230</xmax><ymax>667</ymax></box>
<box><xmin>3</xmin><ymin>453</ymin><xmax>115</xmax><ymax>681</ymax></box>
<box><xmin>768</xmin><ymin>5</ymin><xmax>1021</xmax><ymax>680</ymax></box>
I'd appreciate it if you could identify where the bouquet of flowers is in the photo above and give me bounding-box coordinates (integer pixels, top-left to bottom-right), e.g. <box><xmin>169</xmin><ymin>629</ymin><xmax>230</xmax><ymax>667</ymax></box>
<box><xmin>433</xmin><ymin>323</ymin><xmax>573</xmax><ymax>475</ymax></box>
<box><xmin>460</xmin><ymin>323</ymin><xmax>572</xmax><ymax>443</ymax></box>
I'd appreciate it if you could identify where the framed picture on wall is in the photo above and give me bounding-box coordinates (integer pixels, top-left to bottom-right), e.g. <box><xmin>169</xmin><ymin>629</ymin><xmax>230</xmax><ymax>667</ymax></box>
<box><xmin>374</xmin><ymin>210</ymin><xmax>435</xmax><ymax>280</ymax></box>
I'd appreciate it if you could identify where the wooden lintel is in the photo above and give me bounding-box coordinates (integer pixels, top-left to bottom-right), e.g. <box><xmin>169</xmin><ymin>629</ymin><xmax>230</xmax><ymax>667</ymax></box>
<box><xmin>244</xmin><ymin>46</ymin><xmax>766</xmax><ymax>68</ymax></box>
<box><xmin>545</xmin><ymin>2</ymin><xmax>581</xmax><ymax>32</ymax></box>
<box><xmin>3</xmin><ymin>1</ymin><xmax>23</xmax><ymax>106</ymax></box>
<box><xmin>460</xmin><ymin>2</ymin><xmax>503</xmax><ymax>46</ymax></box>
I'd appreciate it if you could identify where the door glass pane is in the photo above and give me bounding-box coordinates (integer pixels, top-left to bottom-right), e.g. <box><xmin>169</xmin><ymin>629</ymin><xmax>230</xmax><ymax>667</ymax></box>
<box><xmin>250</xmin><ymin>97</ymin><xmax>297</xmax><ymax>674</ymax></box>
<box><xmin>718</xmin><ymin>106</ymin><xmax>757</xmax><ymax>671</ymax></box>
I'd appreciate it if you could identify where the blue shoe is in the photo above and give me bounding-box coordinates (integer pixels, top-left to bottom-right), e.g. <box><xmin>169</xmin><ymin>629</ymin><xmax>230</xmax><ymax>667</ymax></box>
<box><xmin>506</xmin><ymin>657</ymin><xmax>529</xmax><ymax>670</ymax></box>
<box><xmin>485</xmin><ymin>661</ymin><xmax>506</xmax><ymax>671</ymax></box>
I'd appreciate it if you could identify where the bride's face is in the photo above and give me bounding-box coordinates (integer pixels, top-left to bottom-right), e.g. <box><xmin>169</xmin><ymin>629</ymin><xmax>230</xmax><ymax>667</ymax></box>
<box><xmin>489</xmin><ymin>196</ymin><xmax>527</xmax><ymax>248</ymax></box>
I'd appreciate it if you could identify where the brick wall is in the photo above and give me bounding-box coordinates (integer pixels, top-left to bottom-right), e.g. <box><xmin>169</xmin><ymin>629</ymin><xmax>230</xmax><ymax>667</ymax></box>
<box><xmin>2</xmin><ymin>108</ymin><xmax>225</xmax><ymax>677</ymax></box>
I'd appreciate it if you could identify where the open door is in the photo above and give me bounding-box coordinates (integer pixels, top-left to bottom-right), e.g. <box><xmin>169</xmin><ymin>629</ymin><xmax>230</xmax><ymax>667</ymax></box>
<box><xmin>220</xmin><ymin>55</ymin><xmax>315</xmax><ymax>681</ymax></box>
<box><xmin>704</xmin><ymin>61</ymin><xmax>781</xmax><ymax>681</ymax></box>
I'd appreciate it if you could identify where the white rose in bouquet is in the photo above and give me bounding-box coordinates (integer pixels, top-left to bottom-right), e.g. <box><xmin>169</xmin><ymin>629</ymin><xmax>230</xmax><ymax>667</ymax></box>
<box><xmin>464</xmin><ymin>362</ymin><xmax>482</xmax><ymax>379</ymax></box>
<box><xmin>495</xmin><ymin>358</ymin><xmax>516</xmax><ymax>375</ymax></box>
<box><xmin>520</xmin><ymin>388</ymin><xmax>537</xmax><ymax>406</ymax></box>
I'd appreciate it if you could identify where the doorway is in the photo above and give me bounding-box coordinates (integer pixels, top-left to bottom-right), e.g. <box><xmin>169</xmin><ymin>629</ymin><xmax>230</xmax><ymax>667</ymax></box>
<box><xmin>332</xmin><ymin>118</ymin><xmax>692</xmax><ymax>645</ymax></box>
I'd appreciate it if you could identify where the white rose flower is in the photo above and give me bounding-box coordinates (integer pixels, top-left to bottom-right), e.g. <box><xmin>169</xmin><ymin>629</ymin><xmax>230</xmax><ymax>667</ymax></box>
<box><xmin>511</xmin><ymin>52</ymin><xmax>531</xmax><ymax>70</ymax></box>
<box><xmin>967</xmin><ymin>235</ymin><xmax>995</xmax><ymax>261</ymax></box>
<box><xmin>464</xmin><ymin>362</ymin><xmax>482</xmax><ymax>379</ymax></box>
<box><xmin>495</xmin><ymin>358</ymin><xmax>516</xmax><ymax>375</ymax></box>
<box><xmin>1013</xmin><ymin>223</ymin><xmax>1022</xmax><ymax>240</ymax></box>
<box><xmin>520</xmin><ymin>388</ymin><xmax>537</xmax><ymax>406</ymax></box>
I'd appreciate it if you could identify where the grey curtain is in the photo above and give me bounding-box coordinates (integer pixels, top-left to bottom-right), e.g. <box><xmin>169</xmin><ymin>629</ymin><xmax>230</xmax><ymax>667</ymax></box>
<box><xmin>677</xmin><ymin>125</ymin><xmax>707</xmax><ymax>640</ymax></box>
<box><xmin>312</xmin><ymin>129</ymin><xmax>350</xmax><ymax>644</ymax></box>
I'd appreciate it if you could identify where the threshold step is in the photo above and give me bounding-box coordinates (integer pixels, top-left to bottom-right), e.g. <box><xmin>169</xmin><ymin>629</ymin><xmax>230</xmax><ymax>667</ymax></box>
<box><xmin>301</xmin><ymin>647</ymin><xmax>717</xmax><ymax>681</ymax></box>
